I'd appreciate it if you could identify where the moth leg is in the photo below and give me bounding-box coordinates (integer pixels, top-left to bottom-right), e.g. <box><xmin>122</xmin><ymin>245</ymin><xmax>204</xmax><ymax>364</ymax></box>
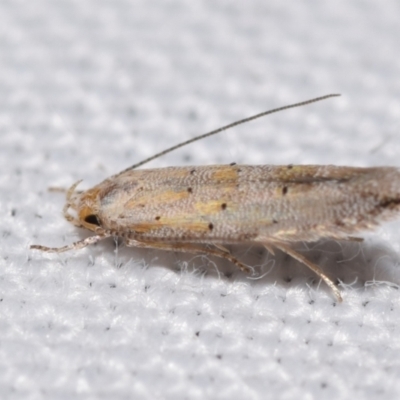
<box><xmin>31</xmin><ymin>234</ymin><xmax>108</xmax><ymax>253</ymax></box>
<box><xmin>263</xmin><ymin>243</ymin><xmax>275</xmax><ymax>256</ymax></box>
<box><xmin>346</xmin><ymin>236</ymin><xmax>364</xmax><ymax>242</ymax></box>
<box><xmin>269</xmin><ymin>242</ymin><xmax>343</xmax><ymax>302</ymax></box>
<box><xmin>213</xmin><ymin>243</ymin><xmax>231</xmax><ymax>254</ymax></box>
<box><xmin>125</xmin><ymin>239</ymin><xmax>251</xmax><ymax>273</ymax></box>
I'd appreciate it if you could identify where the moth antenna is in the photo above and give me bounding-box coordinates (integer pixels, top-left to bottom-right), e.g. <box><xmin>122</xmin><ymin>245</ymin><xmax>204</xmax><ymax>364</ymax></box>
<box><xmin>121</xmin><ymin>93</ymin><xmax>340</xmax><ymax>172</ymax></box>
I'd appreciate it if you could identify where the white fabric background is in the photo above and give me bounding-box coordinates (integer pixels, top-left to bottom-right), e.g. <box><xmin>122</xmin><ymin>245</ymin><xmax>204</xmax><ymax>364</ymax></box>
<box><xmin>1</xmin><ymin>1</ymin><xmax>400</xmax><ymax>399</ymax></box>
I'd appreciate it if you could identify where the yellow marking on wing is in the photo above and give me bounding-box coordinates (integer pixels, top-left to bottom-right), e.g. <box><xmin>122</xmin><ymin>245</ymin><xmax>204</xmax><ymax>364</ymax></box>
<box><xmin>211</xmin><ymin>166</ymin><xmax>239</xmax><ymax>182</ymax></box>
<box><xmin>276</xmin><ymin>165</ymin><xmax>317</xmax><ymax>181</ymax></box>
<box><xmin>194</xmin><ymin>200</ymin><xmax>233</xmax><ymax>215</ymax></box>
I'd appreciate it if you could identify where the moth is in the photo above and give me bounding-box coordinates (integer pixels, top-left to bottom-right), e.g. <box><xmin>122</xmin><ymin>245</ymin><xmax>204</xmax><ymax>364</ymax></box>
<box><xmin>31</xmin><ymin>94</ymin><xmax>400</xmax><ymax>301</ymax></box>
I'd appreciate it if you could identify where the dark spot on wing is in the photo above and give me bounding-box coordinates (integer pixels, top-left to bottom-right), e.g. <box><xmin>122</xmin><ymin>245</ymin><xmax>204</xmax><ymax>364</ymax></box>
<box><xmin>379</xmin><ymin>198</ymin><xmax>400</xmax><ymax>209</ymax></box>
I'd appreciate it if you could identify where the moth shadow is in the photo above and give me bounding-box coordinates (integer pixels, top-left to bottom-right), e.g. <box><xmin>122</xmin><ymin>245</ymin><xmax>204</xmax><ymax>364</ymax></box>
<box><xmin>102</xmin><ymin>236</ymin><xmax>400</xmax><ymax>295</ymax></box>
<box><xmin>250</xmin><ymin>239</ymin><xmax>400</xmax><ymax>295</ymax></box>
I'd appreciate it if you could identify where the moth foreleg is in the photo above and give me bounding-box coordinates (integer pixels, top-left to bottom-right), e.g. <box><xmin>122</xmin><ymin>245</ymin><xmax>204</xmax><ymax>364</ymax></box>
<box><xmin>31</xmin><ymin>234</ymin><xmax>108</xmax><ymax>253</ymax></box>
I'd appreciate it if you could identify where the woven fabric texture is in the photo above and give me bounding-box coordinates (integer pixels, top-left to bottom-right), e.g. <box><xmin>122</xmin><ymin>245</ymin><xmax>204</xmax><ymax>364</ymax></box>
<box><xmin>1</xmin><ymin>1</ymin><xmax>400</xmax><ymax>399</ymax></box>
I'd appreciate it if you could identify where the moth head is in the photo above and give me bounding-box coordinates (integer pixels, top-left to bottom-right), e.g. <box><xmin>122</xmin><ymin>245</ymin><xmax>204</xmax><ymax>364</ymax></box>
<box><xmin>78</xmin><ymin>189</ymin><xmax>104</xmax><ymax>232</ymax></box>
<box><xmin>79</xmin><ymin>205</ymin><xmax>102</xmax><ymax>232</ymax></box>
<box><xmin>65</xmin><ymin>181</ymin><xmax>104</xmax><ymax>233</ymax></box>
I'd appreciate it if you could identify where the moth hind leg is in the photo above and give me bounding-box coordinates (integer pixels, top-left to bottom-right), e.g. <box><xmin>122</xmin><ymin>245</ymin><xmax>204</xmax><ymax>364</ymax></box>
<box><xmin>124</xmin><ymin>239</ymin><xmax>252</xmax><ymax>273</ymax></box>
<box><xmin>265</xmin><ymin>241</ymin><xmax>343</xmax><ymax>302</ymax></box>
<box><xmin>346</xmin><ymin>236</ymin><xmax>364</xmax><ymax>242</ymax></box>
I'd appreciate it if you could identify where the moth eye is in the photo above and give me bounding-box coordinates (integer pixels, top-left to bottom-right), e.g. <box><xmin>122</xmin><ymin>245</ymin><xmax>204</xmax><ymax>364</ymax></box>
<box><xmin>84</xmin><ymin>214</ymin><xmax>101</xmax><ymax>226</ymax></box>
